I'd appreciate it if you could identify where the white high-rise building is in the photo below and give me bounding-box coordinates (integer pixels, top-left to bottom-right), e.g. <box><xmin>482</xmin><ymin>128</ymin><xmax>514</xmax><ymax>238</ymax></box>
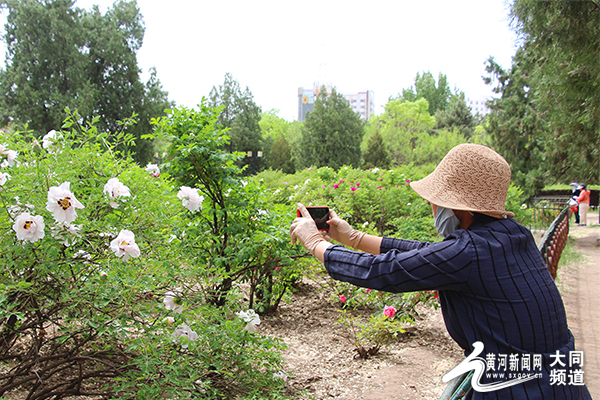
<box><xmin>298</xmin><ymin>84</ymin><xmax>375</xmax><ymax>122</ymax></box>
<box><xmin>343</xmin><ymin>90</ymin><xmax>375</xmax><ymax>121</ymax></box>
<box><xmin>466</xmin><ymin>96</ymin><xmax>491</xmax><ymax>116</ymax></box>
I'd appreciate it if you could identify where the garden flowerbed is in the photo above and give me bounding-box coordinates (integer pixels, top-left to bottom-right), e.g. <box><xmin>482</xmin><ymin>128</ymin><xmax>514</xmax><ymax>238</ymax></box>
<box><xmin>261</xmin><ymin>274</ymin><xmax>465</xmax><ymax>399</ymax></box>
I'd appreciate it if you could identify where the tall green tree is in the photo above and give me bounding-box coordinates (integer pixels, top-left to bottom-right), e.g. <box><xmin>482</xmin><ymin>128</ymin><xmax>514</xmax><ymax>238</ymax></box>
<box><xmin>435</xmin><ymin>94</ymin><xmax>476</xmax><ymax>138</ymax></box>
<box><xmin>0</xmin><ymin>0</ymin><xmax>92</xmax><ymax>130</ymax></box>
<box><xmin>0</xmin><ymin>0</ymin><xmax>173</xmax><ymax>165</ymax></box>
<box><xmin>399</xmin><ymin>71</ymin><xmax>452</xmax><ymax>115</ymax></box>
<box><xmin>300</xmin><ymin>86</ymin><xmax>363</xmax><ymax>170</ymax></box>
<box><xmin>270</xmin><ymin>134</ymin><xmax>295</xmax><ymax>174</ymax></box>
<box><xmin>362</xmin><ymin>98</ymin><xmax>436</xmax><ymax>165</ymax></box>
<box><xmin>498</xmin><ymin>0</ymin><xmax>600</xmax><ymax>186</ymax></box>
<box><xmin>362</xmin><ymin>130</ymin><xmax>391</xmax><ymax>169</ymax></box>
<box><xmin>259</xmin><ymin>110</ymin><xmax>295</xmax><ymax>173</ymax></box>
<box><xmin>484</xmin><ymin>50</ymin><xmax>547</xmax><ymax>198</ymax></box>
<box><xmin>209</xmin><ymin>73</ymin><xmax>262</xmax><ymax>174</ymax></box>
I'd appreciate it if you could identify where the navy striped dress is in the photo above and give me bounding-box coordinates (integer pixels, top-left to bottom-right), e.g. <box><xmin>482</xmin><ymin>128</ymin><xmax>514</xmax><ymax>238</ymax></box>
<box><xmin>323</xmin><ymin>214</ymin><xmax>592</xmax><ymax>399</ymax></box>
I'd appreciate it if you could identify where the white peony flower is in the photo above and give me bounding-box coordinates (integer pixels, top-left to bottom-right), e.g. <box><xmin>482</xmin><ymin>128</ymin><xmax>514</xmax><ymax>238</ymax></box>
<box><xmin>46</xmin><ymin>182</ymin><xmax>85</xmax><ymax>223</ymax></box>
<box><xmin>163</xmin><ymin>291</ymin><xmax>183</xmax><ymax>313</ymax></box>
<box><xmin>172</xmin><ymin>323</ymin><xmax>198</xmax><ymax>348</ymax></box>
<box><xmin>103</xmin><ymin>177</ymin><xmax>131</xmax><ymax>208</ymax></box>
<box><xmin>0</xmin><ymin>150</ymin><xmax>17</xmax><ymax>168</ymax></box>
<box><xmin>0</xmin><ymin>171</ymin><xmax>10</xmax><ymax>186</ymax></box>
<box><xmin>13</xmin><ymin>212</ymin><xmax>45</xmax><ymax>243</ymax></box>
<box><xmin>236</xmin><ymin>309</ymin><xmax>261</xmax><ymax>333</ymax></box>
<box><xmin>0</xmin><ymin>144</ymin><xmax>17</xmax><ymax>167</ymax></box>
<box><xmin>145</xmin><ymin>163</ymin><xmax>160</xmax><ymax>176</ymax></box>
<box><xmin>177</xmin><ymin>186</ymin><xmax>204</xmax><ymax>212</ymax></box>
<box><xmin>109</xmin><ymin>229</ymin><xmax>141</xmax><ymax>261</ymax></box>
<box><xmin>42</xmin><ymin>129</ymin><xmax>61</xmax><ymax>150</ymax></box>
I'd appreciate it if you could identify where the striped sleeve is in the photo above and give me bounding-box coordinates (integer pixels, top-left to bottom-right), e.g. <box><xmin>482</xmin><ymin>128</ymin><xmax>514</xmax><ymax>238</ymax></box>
<box><xmin>323</xmin><ymin>232</ymin><xmax>473</xmax><ymax>293</ymax></box>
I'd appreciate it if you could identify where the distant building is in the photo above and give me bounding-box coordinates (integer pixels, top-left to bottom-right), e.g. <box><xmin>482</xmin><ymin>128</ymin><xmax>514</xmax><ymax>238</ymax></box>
<box><xmin>343</xmin><ymin>90</ymin><xmax>375</xmax><ymax>121</ymax></box>
<box><xmin>466</xmin><ymin>96</ymin><xmax>491</xmax><ymax>116</ymax></box>
<box><xmin>297</xmin><ymin>84</ymin><xmax>374</xmax><ymax>122</ymax></box>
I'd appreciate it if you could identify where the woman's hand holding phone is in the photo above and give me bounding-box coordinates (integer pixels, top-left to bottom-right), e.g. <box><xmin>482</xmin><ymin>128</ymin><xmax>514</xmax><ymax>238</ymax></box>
<box><xmin>326</xmin><ymin>209</ymin><xmax>366</xmax><ymax>249</ymax></box>
<box><xmin>290</xmin><ymin>203</ymin><xmax>328</xmax><ymax>254</ymax></box>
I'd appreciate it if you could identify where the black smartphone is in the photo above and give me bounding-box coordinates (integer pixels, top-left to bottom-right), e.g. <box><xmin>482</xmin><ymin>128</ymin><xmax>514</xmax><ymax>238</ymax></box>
<box><xmin>297</xmin><ymin>206</ymin><xmax>330</xmax><ymax>231</ymax></box>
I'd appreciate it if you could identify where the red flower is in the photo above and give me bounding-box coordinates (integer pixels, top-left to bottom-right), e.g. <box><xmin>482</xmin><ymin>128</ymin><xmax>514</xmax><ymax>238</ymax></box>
<box><xmin>383</xmin><ymin>305</ymin><xmax>397</xmax><ymax>318</ymax></box>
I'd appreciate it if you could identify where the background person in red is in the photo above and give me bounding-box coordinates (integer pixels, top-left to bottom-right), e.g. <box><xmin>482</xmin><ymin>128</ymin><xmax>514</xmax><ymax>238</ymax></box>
<box><xmin>575</xmin><ymin>184</ymin><xmax>591</xmax><ymax>226</ymax></box>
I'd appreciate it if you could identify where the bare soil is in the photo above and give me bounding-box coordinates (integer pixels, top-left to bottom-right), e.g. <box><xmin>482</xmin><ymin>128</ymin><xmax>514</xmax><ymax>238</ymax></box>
<box><xmin>261</xmin><ymin>278</ymin><xmax>464</xmax><ymax>400</ymax></box>
<box><xmin>261</xmin><ymin>212</ymin><xmax>600</xmax><ymax>400</ymax></box>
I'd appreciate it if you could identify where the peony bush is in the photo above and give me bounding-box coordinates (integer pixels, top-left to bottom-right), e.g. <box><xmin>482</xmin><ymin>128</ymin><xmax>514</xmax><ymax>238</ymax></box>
<box><xmin>0</xmin><ymin>107</ymin><xmax>293</xmax><ymax>399</ymax></box>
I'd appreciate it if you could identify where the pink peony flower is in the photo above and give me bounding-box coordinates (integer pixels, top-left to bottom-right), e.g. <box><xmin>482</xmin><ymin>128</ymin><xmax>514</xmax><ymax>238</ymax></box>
<box><xmin>383</xmin><ymin>305</ymin><xmax>397</xmax><ymax>318</ymax></box>
<box><xmin>339</xmin><ymin>295</ymin><xmax>347</xmax><ymax>304</ymax></box>
<box><xmin>333</xmin><ymin>184</ymin><xmax>339</xmax><ymax>189</ymax></box>
<box><xmin>365</xmin><ymin>288</ymin><xmax>371</xmax><ymax>293</ymax></box>
<box><xmin>351</xmin><ymin>186</ymin><xmax>357</xmax><ymax>191</ymax></box>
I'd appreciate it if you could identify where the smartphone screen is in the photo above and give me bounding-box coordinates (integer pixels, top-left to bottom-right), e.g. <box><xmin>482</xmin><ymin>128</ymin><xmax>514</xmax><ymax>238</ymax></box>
<box><xmin>297</xmin><ymin>206</ymin><xmax>330</xmax><ymax>230</ymax></box>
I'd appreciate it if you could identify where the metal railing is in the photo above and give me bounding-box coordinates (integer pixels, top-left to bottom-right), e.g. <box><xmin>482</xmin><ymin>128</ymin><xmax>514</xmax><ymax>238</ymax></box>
<box><xmin>538</xmin><ymin>206</ymin><xmax>570</xmax><ymax>279</ymax></box>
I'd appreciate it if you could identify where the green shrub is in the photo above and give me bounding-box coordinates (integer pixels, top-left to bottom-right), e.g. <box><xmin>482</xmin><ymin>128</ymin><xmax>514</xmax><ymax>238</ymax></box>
<box><xmin>0</xmin><ymin>108</ymin><xmax>288</xmax><ymax>399</ymax></box>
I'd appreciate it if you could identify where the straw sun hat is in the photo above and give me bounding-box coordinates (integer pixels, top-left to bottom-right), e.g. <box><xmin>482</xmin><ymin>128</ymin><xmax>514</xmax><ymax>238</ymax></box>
<box><xmin>410</xmin><ymin>143</ymin><xmax>515</xmax><ymax>219</ymax></box>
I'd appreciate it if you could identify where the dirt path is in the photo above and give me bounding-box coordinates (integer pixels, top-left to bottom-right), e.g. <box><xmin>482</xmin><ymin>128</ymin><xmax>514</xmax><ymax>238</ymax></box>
<box><xmin>557</xmin><ymin>212</ymin><xmax>600</xmax><ymax>398</ymax></box>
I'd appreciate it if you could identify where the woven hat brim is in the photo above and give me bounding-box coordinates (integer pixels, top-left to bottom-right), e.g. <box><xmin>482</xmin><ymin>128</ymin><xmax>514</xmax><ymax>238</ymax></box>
<box><xmin>409</xmin><ymin>144</ymin><xmax>515</xmax><ymax>219</ymax></box>
<box><xmin>411</xmin><ymin>179</ymin><xmax>515</xmax><ymax>219</ymax></box>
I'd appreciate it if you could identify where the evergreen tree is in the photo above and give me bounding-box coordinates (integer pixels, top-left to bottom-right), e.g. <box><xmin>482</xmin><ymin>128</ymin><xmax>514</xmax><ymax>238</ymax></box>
<box><xmin>0</xmin><ymin>0</ymin><xmax>173</xmax><ymax>165</ymax></box>
<box><xmin>209</xmin><ymin>73</ymin><xmax>262</xmax><ymax>174</ymax></box>
<box><xmin>300</xmin><ymin>86</ymin><xmax>363</xmax><ymax>170</ymax></box>
<box><xmin>270</xmin><ymin>134</ymin><xmax>295</xmax><ymax>174</ymax></box>
<box><xmin>435</xmin><ymin>95</ymin><xmax>476</xmax><ymax>138</ymax></box>
<box><xmin>485</xmin><ymin>0</ymin><xmax>599</xmax><ymax>188</ymax></box>
<box><xmin>484</xmin><ymin>50</ymin><xmax>547</xmax><ymax>198</ymax></box>
<box><xmin>362</xmin><ymin>130</ymin><xmax>391</xmax><ymax>169</ymax></box>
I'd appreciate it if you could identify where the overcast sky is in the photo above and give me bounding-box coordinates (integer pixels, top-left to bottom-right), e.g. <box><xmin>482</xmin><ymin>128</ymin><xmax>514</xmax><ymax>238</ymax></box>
<box><xmin>1</xmin><ymin>0</ymin><xmax>520</xmax><ymax>122</ymax></box>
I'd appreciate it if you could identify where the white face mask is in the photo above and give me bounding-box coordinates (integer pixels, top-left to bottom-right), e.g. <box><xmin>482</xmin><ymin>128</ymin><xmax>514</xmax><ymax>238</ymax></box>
<box><xmin>434</xmin><ymin>206</ymin><xmax>461</xmax><ymax>237</ymax></box>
